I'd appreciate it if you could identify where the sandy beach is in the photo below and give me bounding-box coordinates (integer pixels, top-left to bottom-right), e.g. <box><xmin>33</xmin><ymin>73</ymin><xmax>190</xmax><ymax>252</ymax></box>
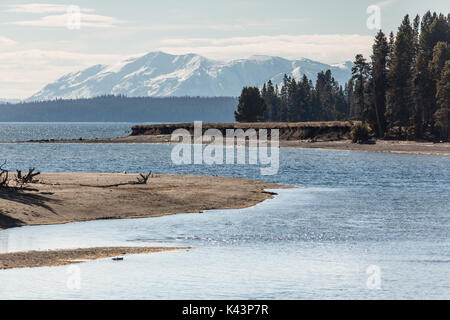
<box><xmin>0</xmin><ymin>247</ymin><xmax>189</xmax><ymax>270</ymax></box>
<box><xmin>280</xmin><ymin>139</ymin><xmax>450</xmax><ymax>155</ymax></box>
<box><xmin>0</xmin><ymin>247</ymin><xmax>190</xmax><ymax>270</ymax></box>
<box><xmin>0</xmin><ymin>173</ymin><xmax>285</xmax><ymax>269</ymax></box>
<box><xmin>0</xmin><ymin>173</ymin><xmax>286</xmax><ymax>230</ymax></box>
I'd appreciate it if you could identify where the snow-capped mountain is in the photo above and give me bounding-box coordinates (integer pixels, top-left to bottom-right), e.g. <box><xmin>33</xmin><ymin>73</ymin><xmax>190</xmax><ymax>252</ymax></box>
<box><xmin>28</xmin><ymin>52</ymin><xmax>353</xmax><ymax>101</ymax></box>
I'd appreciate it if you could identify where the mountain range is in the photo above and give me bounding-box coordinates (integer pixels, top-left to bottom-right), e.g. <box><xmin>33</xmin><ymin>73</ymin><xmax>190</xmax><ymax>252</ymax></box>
<box><xmin>28</xmin><ymin>52</ymin><xmax>353</xmax><ymax>101</ymax></box>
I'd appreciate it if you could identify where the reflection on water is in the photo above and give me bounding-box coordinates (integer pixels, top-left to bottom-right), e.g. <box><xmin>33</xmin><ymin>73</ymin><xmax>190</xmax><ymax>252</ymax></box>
<box><xmin>0</xmin><ymin>138</ymin><xmax>449</xmax><ymax>299</ymax></box>
<box><xmin>1</xmin><ymin>188</ymin><xmax>449</xmax><ymax>299</ymax></box>
<box><xmin>0</xmin><ymin>233</ymin><xmax>8</xmax><ymax>253</ymax></box>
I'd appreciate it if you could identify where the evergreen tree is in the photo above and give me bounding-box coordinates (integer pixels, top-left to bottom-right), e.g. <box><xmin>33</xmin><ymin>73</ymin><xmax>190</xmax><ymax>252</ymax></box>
<box><xmin>429</xmin><ymin>41</ymin><xmax>450</xmax><ymax>75</ymax></box>
<box><xmin>387</xmin><ymin>31</ymin><xmax>395</xmax><ymax>69</ymax></box>
<box><xmin>386</xmin><ymin>15</ymin><xmax>415</xmax><ymax>137</ymax></box>
<box><xmin>261</xmin><ymin>80</ymin><xmax>279</xmax><ymax>121</ymax></box>
<box><xmin>413</xmin><ymin>15</ymin><xmax>421</xmax><ymax>59</ymax></box>
<box><xmin>316</xmin><ymin>70</ymin><xmax>337</xmax><ymax>120</ymax></box>
<box><xmin>434</xmin><ymin>60</ymin><xmax>450</xmax><ymax>141</ymax></box>
<box><xmin>333</xmin><ymin>85</ymin><xmax>348</xmax><ymax>120</ymax></box>
<box><xmin>261</xmin><ymin>83</ymin><xmax>269</xmax><ymax>121</ymax></box>
<box><xmin>306</xmin><ymin>78</ymin><xmax>316</xmax><ymax>120</ymax></box>
<box><xmin>235</xmin><ymin>87</ymin><xmax>267</xmax><ymax>122</ymax></box>
<box><xmin>370</xmin><ymin>30</ymin><xmax>389</xmax><ymax>137</ymax></box>
<box><xmin>351</xmin><ymin>54</ymin><xmax>370</xmax><ymax>120</ymax></box>
<box><xmin>287</xmin><ymin>78</ymin><xmax>299</xmax><ymax>121</ymax></box>
<box><xmin>279</xmin><ymin>75</ymin><xmax>291</xmax><ymax>121</ymax></box>
<box><xmin>413</xmin><ymin>13</ymin><xmax>450</xmax><ymax>138</ymax></box>
<box><xmin>413</xmin><ymin>12</ymin><xmax>433</xmax><ymax>138</ymax></box>
<box><xmin>345</xmin><ymin>78</ymin><xmax>356</xmax><ymax>118</ymax></box>
<box><xmin>298</xmin><ymin>75</ymin><xmax>312</xmax><ymax>121</ymax></box>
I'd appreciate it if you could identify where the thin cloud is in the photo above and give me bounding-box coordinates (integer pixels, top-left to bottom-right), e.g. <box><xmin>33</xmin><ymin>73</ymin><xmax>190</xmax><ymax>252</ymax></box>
<box><xmin>0</xmin><ymin>49</ymin><xmax>126</xmax><ymax>99</ymax></box>
<box><xmin>376</xmin><ymin>0</ymin><xmax>397</xmax><ymax>8</ymax></box>
<box><xmin>134</xmin><ymin>23</ymin><xmax>267</xmax><ymax>32</ymax></box>
<box><xmin>159</xmin><ymin>34</ymin><xmax>373</xmax><ymax>63</ymax></box>
<box><xmin>120</xmin><ymin>18</ymin><xmax>309</xmax><ymax>32</ymax></box>
<box><xmin>6</xmin><ymin>3</ymin><xmax>94</xmax><ymax>14</ymax></box>
<box><xmin>10</xmin><ymin>13</ymin><xmax>125</xmax><ymax>28</ymax></box>
<box><xmin>6</xmin><ymin>3</ymin><xmax>123</xmax><ymax>28</ymax></box>
<box><xmin>0</xmin><ymin>35</ymin><xmax>17</xmax><ymax>47</ymax></box>
<box><xmin>0</xmin><ymin>33</ymin><xmax>372</xmax><ymax>98</ymax></box>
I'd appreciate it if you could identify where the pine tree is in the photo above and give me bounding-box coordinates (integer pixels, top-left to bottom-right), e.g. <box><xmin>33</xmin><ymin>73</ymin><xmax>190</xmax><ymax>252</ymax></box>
<box><xmin>287</xmin><ymin>78</ymin><xmax>298</xmax><ymax>121</ymax></box>
<box><xmin>345</xmin><ymin>78</ymin><xmax>356</xmax><ymax>118</ymax></box>
<box><xmin>427</xmin><ymin>14</ymin><xmax>450</xmax><ymax>119</ymax></box>
<box><xmin>413</xmin><ymin>13</ymin><xmax>450</xmax><ymax>138</ymax></box>
<box><xmin>351</xmin><ymin>54</ymin><xmax>370</xmax><ymax>120</ymax></box>
<box><xmin>429</xmin><ymin>41</ymin><xmax>450</xmax><ymax>78</ymax></box>
<box><xmin>316</xmin><ymin>70</ymin><xmax>338</xmax><ymax>120</ymax></box>
<box><xmin>279</xmin><ymin>75</ymin><xmax>291</xmax><ymax>121</ymax></box>
<box><xmin>261</xmin><ymin>83</ymin><xmax>269</xmax><ymax>121</ymax></box>
<box><xmin>262</xmin><ymin>80</ymin><xmax>279</xmax><ymax>121</ymax></box>
<box><xmin>387</xmin><ymin>31</ymin><xmax>395</xmax><ymax>69</ymax></box>
<box><xmin>235</xmin><ymin>87</ymin><xmax>267</xmax><ymax>122</ymax></box>
<box><xmin>386</xmin><ymin>15</ymin><xmax>415</xmax><ymax>137</ymax></box>
<box><xmin>413</xmin><ymin>15</ymin><xmax>421</xmax><ymax>59</ymax></box>
<box><xmin>413</xmin><ymin>12</ymin><xmax>432</xmax><ymax>138</ymax></box>
<box><xmin>333</xmin><ymin>85</ymin><xmax>348</xmax><ymax>120</ymax></box>
<box><xmin>299</xmin><ymin>75</ymin><xmax>312</xmax><ymax>121</ymax></box>
<box><xmin>435</xmin><ymin>60</ymin><xmax>450</xmax><ymax>141</ymax></box>
<box><xmin>370</xmin><ymin>30</ymin><xmax>389</xmax><ymax>137</ymax></box>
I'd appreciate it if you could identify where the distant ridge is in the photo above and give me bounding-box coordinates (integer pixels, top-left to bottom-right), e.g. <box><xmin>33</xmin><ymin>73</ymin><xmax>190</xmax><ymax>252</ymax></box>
<box><xmin>28</xmin><ymin>52</ymin><xmax>353</xmax><ymax>101</ymax></box>
<box><xmin>0</xmin><ymin>98</ymin><xmax>21</xmax><ymax>104</ymax></box>
<box><xmin>0</xmin><ymin>96</ymin><xmax>238</xmax><ymax>122</ymax></box>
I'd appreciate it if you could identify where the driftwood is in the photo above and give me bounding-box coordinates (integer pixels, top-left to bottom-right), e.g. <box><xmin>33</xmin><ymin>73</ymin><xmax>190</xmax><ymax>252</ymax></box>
<box><xmin>15</xmin><ymin>168</ymin><xmax>40</xmax><ymax>186</ymax></box>
<box><xmin>136</xmin><ymin>172</ymin><xmax>152</xmax><ymax>184</ymax></box>
<box><xmin>0</xmin><ymin>161</ymin><xmax>9</xmax><ymax>188</ymax></box>
<box><xmin>0</xmin><ymin>170</ymin><xmax>8</xmax><ymax>187</ymax></box>
<box><xmin>0</xmin><ymin>161</ymin><xmax>40</xmax><ymax>192</ymax></box>
<box><xmin>80</xmin><ymin>172</ymin><xmax>153</xmax><ymax>188</ymax></box>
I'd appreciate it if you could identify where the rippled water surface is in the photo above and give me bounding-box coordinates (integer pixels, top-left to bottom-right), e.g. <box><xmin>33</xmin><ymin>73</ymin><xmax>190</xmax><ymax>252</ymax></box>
<box><xmin>0</xmin><ymin>122</ymin><xmax>155</xmax><ymax>142</ymax></box>
<box><xmin>0</xmin><ymin>123</ymin><xmax>449</xmax><ymax>299</ymax></box>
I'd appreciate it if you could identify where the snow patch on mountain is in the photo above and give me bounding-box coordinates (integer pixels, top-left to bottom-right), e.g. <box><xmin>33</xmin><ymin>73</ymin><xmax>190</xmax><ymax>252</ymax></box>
<box><xmin>28</xmin><ymin>52</ymin><xmax>353</xmax><ymax>101</ymax></box>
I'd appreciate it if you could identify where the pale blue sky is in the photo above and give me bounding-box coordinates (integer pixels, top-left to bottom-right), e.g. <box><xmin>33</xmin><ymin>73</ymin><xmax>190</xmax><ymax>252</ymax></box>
<box><xmin>0</xmin><ymin>0</ymin><xmax>448</xmax><ymax>98</ymax></box>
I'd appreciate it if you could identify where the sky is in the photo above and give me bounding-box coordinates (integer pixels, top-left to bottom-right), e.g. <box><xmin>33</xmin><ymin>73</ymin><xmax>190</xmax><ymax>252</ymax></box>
<box><xmin>0</xmin><ymin>0</ymin><xmax>448</xmax><ymax>99</ymax></box>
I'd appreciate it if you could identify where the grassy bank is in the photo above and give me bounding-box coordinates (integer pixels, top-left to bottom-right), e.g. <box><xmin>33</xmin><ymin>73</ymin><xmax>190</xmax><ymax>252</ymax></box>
<box><xmin>131</xmin><ymin>121</ymin><xmax>355</xmax><ymax>141</ymax></box>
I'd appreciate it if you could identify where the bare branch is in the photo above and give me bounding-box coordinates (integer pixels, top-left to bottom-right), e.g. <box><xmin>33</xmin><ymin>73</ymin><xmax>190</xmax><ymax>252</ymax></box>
<box><xmin>136</xmin><ymin>172</ymin><xmax>152</xmax><ymax>184</ymax></box>
<box><xmin>1</xmin><ymin>162</ymin><xmax>40</xmax><ymax>192</ymax></box>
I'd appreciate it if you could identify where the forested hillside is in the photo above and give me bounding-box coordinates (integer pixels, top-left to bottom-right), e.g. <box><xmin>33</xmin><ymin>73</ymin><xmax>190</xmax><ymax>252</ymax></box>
<box><xmin>0</xmin><ymin>96</ymin><xmax>238</xmax><ymax>122</ymax></box>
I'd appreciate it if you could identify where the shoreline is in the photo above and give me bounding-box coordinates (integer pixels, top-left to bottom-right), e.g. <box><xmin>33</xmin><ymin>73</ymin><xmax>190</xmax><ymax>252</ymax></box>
<box><xmin>0</xmin><ymin>247</ymin><xmax>189</xmax><ymax>270</ymax></box>
<box><xmin>0</xmin><ymin>173</ymin><xmax>288</xmax><ymax>231</ymax></box>
<box><xmin>280</xmin><ymin>139</ymin><xmax>450</xmax><ymax>155</ymax></box>
<box><xmin>20</xmin><ymin>135</ymin><xmax>450</xmax><ymax>155</ymax></box>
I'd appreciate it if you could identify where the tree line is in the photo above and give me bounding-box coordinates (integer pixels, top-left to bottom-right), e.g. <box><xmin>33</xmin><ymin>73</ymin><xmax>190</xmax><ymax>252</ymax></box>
<box><xmin>235</xmin><ymin>12</ymin><xmax>449</xmax><ymax>141</ymax></box>
<box><xmin>0</xmin><ymin>95</ymin><xmax>238</xmax><ymax>122</ymax></box>
<box><xmin>235</xmin><ymin>71</ymin><xmax>349</xmax><ymax>123</ymax></box>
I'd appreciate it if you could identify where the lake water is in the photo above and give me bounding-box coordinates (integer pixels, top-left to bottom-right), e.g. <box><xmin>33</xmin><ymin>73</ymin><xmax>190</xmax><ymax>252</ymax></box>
<box><xmin>0</xmin><ymin>122</ymin><xmax>154</xmax><ymax>142</ymax></box>
<box><xmin>0</xmin><ymin>123</ymin><xmax>449</xmax><ymax>299</ymax></box>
